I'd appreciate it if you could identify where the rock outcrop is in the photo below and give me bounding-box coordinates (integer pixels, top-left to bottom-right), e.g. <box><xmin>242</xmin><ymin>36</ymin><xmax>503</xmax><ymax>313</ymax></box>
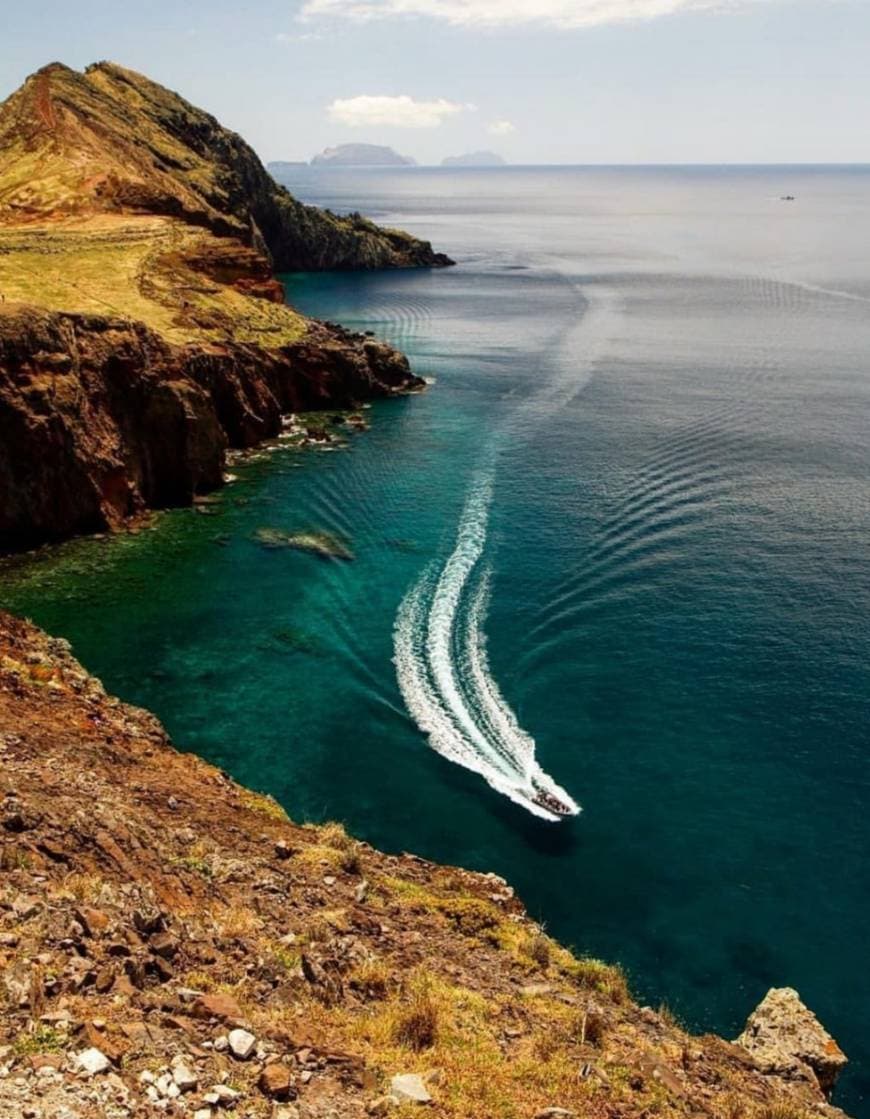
<box><xmin>0</xmin><ymin>611</ymin><xmax>853</xmax><ymax>1119</ymax></box>
<box><xmin>736</xmin><ymin>987</ymin><xmax>848</xmax><ymax>1098</ymax></box>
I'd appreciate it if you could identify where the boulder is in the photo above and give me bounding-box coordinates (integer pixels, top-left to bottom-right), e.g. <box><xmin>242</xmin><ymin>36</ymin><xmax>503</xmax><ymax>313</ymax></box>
<box><xmin>735</xmin><ymin>987</ymin><xmax>847</xmax><ymax>1097</ymax></box>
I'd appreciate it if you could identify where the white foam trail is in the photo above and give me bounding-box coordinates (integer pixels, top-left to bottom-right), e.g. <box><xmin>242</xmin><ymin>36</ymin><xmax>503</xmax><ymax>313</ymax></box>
<box><xmin>393</xmin><ymin>271</ymin><xmax>622</xmax><ymax>822</ymax></box>
<box><xmin>394</xmin><ymin>471</ymin><xmax>580</xmax><ymax>822</ymax></box>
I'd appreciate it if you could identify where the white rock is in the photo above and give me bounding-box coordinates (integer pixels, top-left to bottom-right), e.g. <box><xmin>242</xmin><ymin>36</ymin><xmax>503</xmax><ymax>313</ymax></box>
<box><xmin>389</xmin><ymin>1073</ymin><xmax>432</xmax><ymax>1104</ymax></box>
<box><xmin>193</xmin><ymin>1110</ymin><xmax>212</xmax><ymax>1119</ymax></box>
<box><xmin>171</xmin><ymin>1061</ymin><xmax>198</xmax><ymax>1092</ymax></box>
<box><xmin>227</xmin><ymin>1028</ymin><xmax>256</xmax><ymax>1060</ymax></box>
<box><xmin>156</xmin><ymin>1073</ymin><xmax>174</xmax><ymax>1097</ymax></box>
<box><xmin>208</xmin><ymin>1083</ymin><xmax>241</xmax><ymax>1104</ymax></box>
<box><xmin>213</xmin><ymin>1036</ymin><xmax>229</xmax><ymax>1053</ymax></box>
<box><xmin>76</xmin><ymin>1048</ymin><xmax>110</xmax><ymax>1076</ymax></box>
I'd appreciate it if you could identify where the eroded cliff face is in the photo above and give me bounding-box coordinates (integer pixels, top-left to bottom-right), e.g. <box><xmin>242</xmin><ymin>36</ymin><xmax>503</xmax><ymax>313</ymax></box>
<box><xmin>0</xmin><ymin>613</ymin><xmax>850</xmax><ymax>1119</ymax></box>
<box><xmin>0</xmin><ymin>304</ymin><xmax>420</xmax><ymax>551</ymax></box>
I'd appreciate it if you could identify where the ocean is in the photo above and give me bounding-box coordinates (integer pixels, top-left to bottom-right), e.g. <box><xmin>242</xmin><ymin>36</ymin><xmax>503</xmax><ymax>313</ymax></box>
<box><xmin>3</xmin><ymin>164</ymin><xmax>869</xmax><ymax>1111</ymax></box>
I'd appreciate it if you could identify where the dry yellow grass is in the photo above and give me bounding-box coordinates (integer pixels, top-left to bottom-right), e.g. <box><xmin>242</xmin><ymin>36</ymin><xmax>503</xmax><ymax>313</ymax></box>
<box><xmin>0</xmin><ymin>216</ymin><xmax>307</xmax><ymax>347</ymax></box>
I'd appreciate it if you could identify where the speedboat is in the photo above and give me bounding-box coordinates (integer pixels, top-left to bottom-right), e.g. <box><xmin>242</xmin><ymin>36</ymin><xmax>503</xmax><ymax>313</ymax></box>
<box><xmin>531</xmin><ymin>788</ymin><xmax>575</xmax><ymax>817</ymax></box>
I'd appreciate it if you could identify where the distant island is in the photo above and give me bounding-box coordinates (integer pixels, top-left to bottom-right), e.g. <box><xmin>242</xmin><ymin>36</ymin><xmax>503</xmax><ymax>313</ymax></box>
<box><xmin>442</xmin><ymin>150</ymin><xmax>506</xmax><ymax>167</ymax></box>
<box><xmin>311</xmin><ymin>143</ymin><xmax>416</xmax><ymax>167</ymax></box>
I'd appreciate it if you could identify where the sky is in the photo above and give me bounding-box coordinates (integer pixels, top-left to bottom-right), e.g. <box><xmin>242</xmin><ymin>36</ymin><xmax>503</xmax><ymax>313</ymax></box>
<box><xmin>1</xmin><ymin>0</ymin><xmax>868</xmax><ymax>164</ymax></box>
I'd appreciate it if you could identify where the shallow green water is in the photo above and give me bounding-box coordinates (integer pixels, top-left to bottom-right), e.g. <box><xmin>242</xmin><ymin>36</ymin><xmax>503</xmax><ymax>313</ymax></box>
<box><xmin>3</xmin><ymin>166</ymin><xmax>870</xmax><ymax>1111</ymax></box>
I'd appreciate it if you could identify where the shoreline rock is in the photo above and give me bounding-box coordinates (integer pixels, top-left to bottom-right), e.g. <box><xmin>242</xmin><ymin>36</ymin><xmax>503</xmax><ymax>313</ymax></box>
<box><xmin>735</xmin><ymin>986</ymin><xmax>848</xmax><ymax>1098</ymax></box>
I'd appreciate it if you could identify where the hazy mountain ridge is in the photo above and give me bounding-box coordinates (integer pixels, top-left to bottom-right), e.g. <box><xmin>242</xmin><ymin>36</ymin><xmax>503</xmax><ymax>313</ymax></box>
<box><xmin>310</xmin><ymin>143</ymin><xmax>416</xmax><ymax>167</ymax></box>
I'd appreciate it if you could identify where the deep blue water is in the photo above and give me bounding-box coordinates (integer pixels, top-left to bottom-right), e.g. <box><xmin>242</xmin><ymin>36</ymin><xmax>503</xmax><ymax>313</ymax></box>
<box><xmin>3</xmin><ymin>166</ymin><xmax>869</xmax><ymax>1111</ymax></box>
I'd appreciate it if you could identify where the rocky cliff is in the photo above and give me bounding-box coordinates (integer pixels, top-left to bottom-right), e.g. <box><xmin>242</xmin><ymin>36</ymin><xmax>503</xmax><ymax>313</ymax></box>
<box><xmin>0</xmin><ymin>61</ymin><xmax>446</xmax><ymax>551</ymax></box>
<box><xmin>0</xmin><ymin>304</ymin><xmax>418</xmax><ymax>551</ymax></box>
<box><xmin>0</xmin><ymin>612</ymin><xmax>850</xmax><ymax>1119</ymax></box>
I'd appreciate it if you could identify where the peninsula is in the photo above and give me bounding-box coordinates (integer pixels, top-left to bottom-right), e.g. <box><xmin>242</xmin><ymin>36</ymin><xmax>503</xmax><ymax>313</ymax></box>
<box><xmin>0</xmin><ymin>62</ymin><xmax>450</xmax><ymax>552</ymax></box>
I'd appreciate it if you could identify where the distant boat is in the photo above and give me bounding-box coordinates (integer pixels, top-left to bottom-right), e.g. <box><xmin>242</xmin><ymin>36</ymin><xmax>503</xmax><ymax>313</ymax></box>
<box><xmin>780</xmin><ymin>195</ymin><xmax>796</xmax><ymax>201</ymax></box>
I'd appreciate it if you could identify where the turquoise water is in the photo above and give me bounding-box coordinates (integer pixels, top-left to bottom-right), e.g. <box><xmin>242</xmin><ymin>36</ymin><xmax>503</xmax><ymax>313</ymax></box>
<box><xmin>3</xmin><ymin>166</ymin><xmax>870</xmax><ymax>1111</ymax></box>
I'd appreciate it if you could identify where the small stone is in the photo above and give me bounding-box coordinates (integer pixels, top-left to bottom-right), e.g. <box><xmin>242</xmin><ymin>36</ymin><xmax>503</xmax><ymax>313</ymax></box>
<box><xmin>94</xmin><ymin>967</ymin><xmax>115</xmax><ymax>994</ymax></box>
<box><xmin>355</xmin><ymin>879</ymin><xmax>369</xmax><ymax>903</ymax></box>
<box><xmin>228</xmin><ymin>1028</ymin><xmax>256</xmax><ymax>1059</ymax></box>
<box><xmin>274</xmin><ymin>840</ymin><xmax>292</xmax><ymax>860</ymax></box>
<box><xmin>259</xmin><ymin>1062</ymin><xmax>295</xmax><ymax>1099</ymax></box>
<box><xmin>75</xmin><ymin>1047</ymin><xmax>110</xmax><ymax>1076</ymax></box>
<box><xmin>193</xmin><ymin>1110</ymin><xmax>212</xmax><ymax>1119</ymax></box>
<box><xmin>535</xmin><ymin>1110</ymin><xmax>577</xmax><ymax>1119</ymax></box>
<box><xmin>75</xmin><ymin>906</ymin><xmax>110</xmax><ymax>936</ymax></box>
<box><xmin>323</xmin><ymin>875</ymin><xmax>336</xmax><ymax>886</ymax></box>
<box><xmin>192</xmin><ymin>992</ymin><xmax>243</xmax><ymax>1022</ymax></box>
<box><xmin>367</xmin><ymin>1098</ymin><xmax>395</xmax><ymax>1116</ymax></box>
<box><xmin>213</xmin><ymin>1036</ymin><xmax>229</xmax><ymax>1053</ymax></box>
<box><xmin>389</xmin><ymin>1073</ymin><xmax>431</xmax><ymax>1104</ymax></box>
<box><xmin>150</xmin><ymin>931</ymin><xmax>179</xmax><ymax>959</ymax></box>
<box><xmin>12</xmin><ymin>896</ymin><xmax>41</xmax><ymax>921</ymax></box>
<box><xmin>208</xmin><ymin>1083</ymin><xmax>240</xmax><ymax>1104</ymax></box>
<box><xmin>171</xmin><ymin>1059</ymin><xmax>198</xmax><ymax>1092</ymax></box>
<box><xmin>168</xmin><ymin>796</ymin><xmax>179</xmax><ymax>810</ymax></box>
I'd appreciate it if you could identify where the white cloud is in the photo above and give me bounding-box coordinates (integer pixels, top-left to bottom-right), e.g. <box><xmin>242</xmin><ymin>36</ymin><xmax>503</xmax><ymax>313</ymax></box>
<box><xmin>326</xmin><ymin>94</ymin><xmax>466</xmax><ymax>128</ymax></box>
<box><xmin>488</xmin><ymin>120</ymin><xmax>516</xmax><ymax>136</ymax></box>
<box><xmin>301</xmin><ymin>0</ymin><xmax>777</xmax><ymax>31</ymax></box>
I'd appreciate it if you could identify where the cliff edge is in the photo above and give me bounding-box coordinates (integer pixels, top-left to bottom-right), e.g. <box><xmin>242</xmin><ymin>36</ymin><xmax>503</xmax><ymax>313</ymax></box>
<box><xmin>0</xmin><ymin>612</ymin><xmax>850</xmax><ymax>1119</ymax></box>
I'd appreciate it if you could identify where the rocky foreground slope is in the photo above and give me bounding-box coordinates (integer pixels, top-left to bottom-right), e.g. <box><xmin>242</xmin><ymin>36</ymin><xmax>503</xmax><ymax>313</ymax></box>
<box><xmin>0</xmin><ymin>61</ymin><xmax>451</xmax><ymax>551</ymax></box>
<box><xmin>0</xmin><ymin>612</ymin><xmax>849</xmax><ymax>1119</ymax></box>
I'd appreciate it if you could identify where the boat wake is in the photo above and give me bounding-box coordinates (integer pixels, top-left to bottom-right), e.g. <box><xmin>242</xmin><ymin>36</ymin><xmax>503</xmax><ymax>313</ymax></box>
<box><xmin>394</xmin><ymin>468</ymin><xmax>580</xmax><ymax>822</ymax></box>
